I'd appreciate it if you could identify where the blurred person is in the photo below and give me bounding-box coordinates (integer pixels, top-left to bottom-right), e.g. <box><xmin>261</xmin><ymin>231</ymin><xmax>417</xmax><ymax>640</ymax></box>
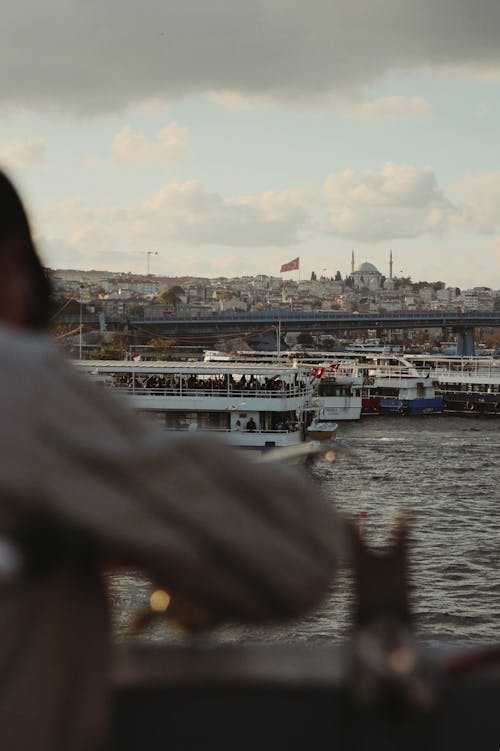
<box><xmin>0</xmin><ymin>170</ymin><xmax>338</xmax><ymax>751</ymax></box>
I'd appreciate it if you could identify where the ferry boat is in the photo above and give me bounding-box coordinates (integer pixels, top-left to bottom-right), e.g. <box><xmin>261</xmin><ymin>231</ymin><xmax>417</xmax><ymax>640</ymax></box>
<box><xmin>406</xmin><ymin>355</ymin><xmax>500</xmax><ymax>415</ymax></box>
<box><xmin>77</xmin><ymin>359</ymin><xmax>318</xmax><ymax>450</ymax></box>
<box><xmin>360</xmin><ymin>355</ymin><xmax>443</xmax><ymax>415</ymax></box>
<box><xmin>204</xmin><ymin>351</ymin><xmax>364</xmax><ymax>421</ymax></box>
<box><xmin>310</xmin><ymin>364</ymin><xmax>364</xmax><ymax>421</ymax></box>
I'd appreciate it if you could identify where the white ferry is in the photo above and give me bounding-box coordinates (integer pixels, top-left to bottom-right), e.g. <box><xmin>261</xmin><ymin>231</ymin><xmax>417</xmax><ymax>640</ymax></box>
<box><xmin>77</xmin><ymin>360</ymin><xmax>318</xmax><ymax>450</ymax></box>
<box><xmin>363</xmin><ymin>355</ymin><xmax>442</xmax><ymax>415</ymax></box>
<box><xmin>309</xmin><ymin>364</ymin><xmax>363</xmax><ymax>421</ymax></box>
<box><xmin>204</xmin><ymin>351</ymin><xmax>363</xmax><ymax>421</ymax></box>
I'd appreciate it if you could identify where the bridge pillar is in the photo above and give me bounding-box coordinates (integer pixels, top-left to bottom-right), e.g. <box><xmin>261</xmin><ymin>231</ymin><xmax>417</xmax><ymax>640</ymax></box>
<box><xmin>455</xmin><ymin>327</ymin><xmax>475</xmax><ymax>356</ymax></box>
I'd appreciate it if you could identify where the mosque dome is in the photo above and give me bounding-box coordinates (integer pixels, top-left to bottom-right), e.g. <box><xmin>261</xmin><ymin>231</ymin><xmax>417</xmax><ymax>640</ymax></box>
<box><xmin>357</xmin><ymin>262</ymin><xmax>380</xmax><ymax>274</ymax></box>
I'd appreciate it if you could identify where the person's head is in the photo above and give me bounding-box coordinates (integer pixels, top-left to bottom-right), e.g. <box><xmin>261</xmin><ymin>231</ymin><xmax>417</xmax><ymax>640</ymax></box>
<box><xmin>0</xmin><ymin>170</ymin><xmax>52</xmax><ymax>330</ymax></box>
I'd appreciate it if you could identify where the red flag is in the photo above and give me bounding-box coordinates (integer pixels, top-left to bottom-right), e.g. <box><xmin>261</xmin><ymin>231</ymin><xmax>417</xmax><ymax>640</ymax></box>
<box><xmin>280</xmin><ymin>257</ymin><xmax>299</xmax><ymax>273</ymax></box>
<box><xmin>311</xmin><ymin>367</ymin><xmax>325</xmax><ymax>379</ymax></box>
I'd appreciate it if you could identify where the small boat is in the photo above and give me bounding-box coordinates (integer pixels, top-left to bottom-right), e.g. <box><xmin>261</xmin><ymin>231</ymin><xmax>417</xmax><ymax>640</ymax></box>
<box><xmin>306</xmin><ymin>418</ymin><xmax>338</xmax><ymax>441</ymax></box>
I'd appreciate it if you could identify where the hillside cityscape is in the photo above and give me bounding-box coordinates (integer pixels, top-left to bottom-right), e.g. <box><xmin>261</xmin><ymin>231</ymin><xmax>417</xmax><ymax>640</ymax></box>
<box><xmin>51</xmin><ymin>259</ymin><xmax>500</xmax><ymax>316</ymax></box>
<box><xmin>50</xmin><ymin>257</ymin><xmax>500</xmax><ymax>357</ymax></box>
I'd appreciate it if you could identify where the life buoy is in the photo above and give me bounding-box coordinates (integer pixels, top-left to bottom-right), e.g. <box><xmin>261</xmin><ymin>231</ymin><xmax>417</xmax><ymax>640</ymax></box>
<box><xmin>466</xmin><ymin>401</ymin><xmax>475</xmax><ymax>411</ymax></box>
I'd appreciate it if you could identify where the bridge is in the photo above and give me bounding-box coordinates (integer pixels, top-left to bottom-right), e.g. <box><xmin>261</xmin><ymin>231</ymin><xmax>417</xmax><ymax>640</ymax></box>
<box><xmin>54</xmin><ymin>310</ymin><xmax>500</xmax><ymax>356</ymax></box>
<box><xmin>131</xmin><ymin>310</ymin><xmax>500</xmax><ymax>356</ymax></box>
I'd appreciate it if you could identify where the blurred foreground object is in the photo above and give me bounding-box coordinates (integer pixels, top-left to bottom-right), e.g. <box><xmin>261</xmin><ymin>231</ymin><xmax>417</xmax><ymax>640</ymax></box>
<box><xmin>110</xmin><ymin>518</ymin><xmax>500</xmax><ymax>750</ymax></box>
<box><xmin>0</xmin><ymin>168</ymin><xmax>337</xmax><ymax>750</ymax></box>
<box><xmin>0</xmin><ymin>324</ymin><xmax>339</xmax><ymax>751</ymax></box>
<box><xmin>345</xmin><ymin>518</ymin><xmax>436</xmax><ymax>750</ymax></box>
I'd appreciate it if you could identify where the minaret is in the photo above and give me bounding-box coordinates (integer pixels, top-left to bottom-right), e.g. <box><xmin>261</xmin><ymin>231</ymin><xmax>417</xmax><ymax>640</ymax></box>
<box><xmin>389</xmin><ymin>249</ymin><xmax>393</xmax><ymax>280</ymax></box>
<box><xmin>351</xmin><ymin>250</ymin><xmax>355</xmax><ymax>274</ymax></box>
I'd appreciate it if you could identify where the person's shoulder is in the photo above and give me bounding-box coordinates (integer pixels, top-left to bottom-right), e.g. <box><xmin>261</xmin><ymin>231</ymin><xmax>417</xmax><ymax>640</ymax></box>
<box><xmin>0</xmin><ymin>324</ymin><xmax>56</xmax><ymax>368</ymax></box>
<box><xmin>0</xmin><ymin>326</ymin><xmax>78</xmax><ymax>397</ymax></box>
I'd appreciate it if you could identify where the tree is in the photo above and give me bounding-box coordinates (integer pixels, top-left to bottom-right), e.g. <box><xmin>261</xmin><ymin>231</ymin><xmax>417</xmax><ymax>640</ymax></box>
<box><xmin>334</xmin><ymin>270</ymin><xmax>342</xmax><ymax>281</ymax></box>
<box><xmin>96</xmin><ymin>332</ymin><xmax>129</xmax><ymax>360</ymax></box>
<box><xmin>147</xmin><ymin>337</ymin><xmax>177</xmax><ymax>357</ymax></box>
<box><xmin>128</xmin><ymin>303</ymin><xmax>144</xmax><ymax>318</ymax></box>
<box><xmin>156</xmin><ymin>286</ymin><xmax>185</xmax><ymax>309</ymax></box>
<box><xmin>310</xmin><ymin>271</ymin><xmax>317</xmax><ymax>281</ymax></box>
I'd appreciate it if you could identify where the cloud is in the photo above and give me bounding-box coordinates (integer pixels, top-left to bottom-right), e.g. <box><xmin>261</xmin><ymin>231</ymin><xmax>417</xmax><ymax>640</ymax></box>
<box><xmin>31</xmin><ymin>167</ymin><xmax>500</xmax><ymax>275</ymax></box>
<box><xmin>36</xmin><ymin>181</ymin><xmax>314</xmax><ymax>271</ymax></box>
<box><xmin>2</xmin><ymin>1</ymin><xmax>500</xmax><ymax>112</ymax></box>
<box><xmin>111</xmin><ymin>122</ymin><xmax>189</xmax><ymax>165</ymax></box>
<box><xmin>324</xmin><ymin>163</ymin><xmax>454</xmax><ymax>241</ymax></box>
<box><xmin>207</xmin><ymin>90</ymin><xmax>255</xmax><ymax>110</ymax></box>
<box><xmin>132</xmin><ymin>181</ymin><xmax>314</xmax><ymax>246</ymax></box>
<box><xmin>452</xmin><ymin>172</ymin><xmax>500</xmax><ymax>234</ymax></box>
<box><xmin>343</xmin><ymin>96</ymin><xmax>435</xmax><ymax>121</ymax></box>
<box><xmin>0</xmin><ymin>137</ymin><xmax>45</xmax><ymax>167</ymax></box>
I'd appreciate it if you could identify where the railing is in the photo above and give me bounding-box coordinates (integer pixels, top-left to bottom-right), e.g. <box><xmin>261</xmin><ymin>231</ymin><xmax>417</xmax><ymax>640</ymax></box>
<box><xmin>111</xmin><ymin>642</ymin><xmax>500</xmax><ymax>751</ymax></box>
<box><xmin>162</xmin><ymin>427</ymin><xmax>300</xmax><ymax>434</ymax></box>
<box><xmin>367</xmin><ymin>367</ymin><xmax>428</xmax><ymax>379</ymax></box>
<box><xmin>108</xmin><ymin>384</ymin><xmax>314</xmax><ymax>399</ymax></box>
<box><xmin>137</xmin><ymin>310</ymin><xmax>500</xmax><ymax>323</ymax></box>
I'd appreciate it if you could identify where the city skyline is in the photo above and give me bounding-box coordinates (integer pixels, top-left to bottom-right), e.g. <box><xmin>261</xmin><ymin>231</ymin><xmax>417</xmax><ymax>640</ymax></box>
<box><xmin>1</xmin><ymin>2</ymin><xmax>500</xmax><ymax>288</ymax></box>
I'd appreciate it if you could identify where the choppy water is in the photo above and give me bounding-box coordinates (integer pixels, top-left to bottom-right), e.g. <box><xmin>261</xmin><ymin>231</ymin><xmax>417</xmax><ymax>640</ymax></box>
<box><xmin>109</xmin><ymin>415</ymin><xmax>500</xmax><ymax>647</ymax></box>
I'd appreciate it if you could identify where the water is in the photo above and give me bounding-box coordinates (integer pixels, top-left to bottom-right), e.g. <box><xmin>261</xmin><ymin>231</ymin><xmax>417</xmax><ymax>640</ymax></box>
<box><xmin>108</xmin><ymin>415</ymin><xmax>500</xmax><ymax>647</ymax></box>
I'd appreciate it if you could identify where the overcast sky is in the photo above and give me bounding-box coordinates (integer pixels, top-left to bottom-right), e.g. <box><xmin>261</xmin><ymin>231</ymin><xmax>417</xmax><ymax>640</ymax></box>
<box><xmin>2</xmin><ymin>0</ymin><xmax>500</xmax><ymax>287</ymax></box>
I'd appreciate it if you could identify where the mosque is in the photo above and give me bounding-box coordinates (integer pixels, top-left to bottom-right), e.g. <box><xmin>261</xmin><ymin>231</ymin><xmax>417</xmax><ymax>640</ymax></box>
<box><xmin>349</xmin><ymin>250</ymin><xmax>394</xmax><ymax>290</ymax></box>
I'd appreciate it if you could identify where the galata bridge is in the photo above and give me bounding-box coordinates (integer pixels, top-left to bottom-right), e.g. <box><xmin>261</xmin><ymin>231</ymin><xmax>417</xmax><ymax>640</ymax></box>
<box><xmin>57</xmin><ymin>310</ymin><xmax>500</xmax><ymax>356</ymax></box>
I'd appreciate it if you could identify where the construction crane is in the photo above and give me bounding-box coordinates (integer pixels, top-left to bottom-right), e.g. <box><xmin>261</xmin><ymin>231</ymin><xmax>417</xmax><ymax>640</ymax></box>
<box><xmin>135</xmin><ymin>251</ymin><xmax>159</xmax><ymax>276</ymax></box>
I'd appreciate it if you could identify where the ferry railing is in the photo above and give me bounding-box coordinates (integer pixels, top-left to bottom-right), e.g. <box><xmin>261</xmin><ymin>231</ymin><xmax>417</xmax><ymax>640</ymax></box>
<box><xmin>108</xmin><ymin>385</ymin><xmax>315</xmax><ymax>400</ymax></box>
<box><xmin>367</xmin><ymin>366</ymin><xmax>428</xmax><ymax>379</ymax></box>
<box><xmin>161</xmin><ymin>426</ymin><xmax>301</xmax><ymax>434</ymax></box>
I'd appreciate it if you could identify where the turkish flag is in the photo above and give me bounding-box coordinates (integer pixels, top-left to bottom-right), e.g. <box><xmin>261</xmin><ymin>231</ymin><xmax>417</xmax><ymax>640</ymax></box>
<box><xmin>280</xmin><ymin>257</ymin><xmax>300</xmax><ymax>273</ymax></box>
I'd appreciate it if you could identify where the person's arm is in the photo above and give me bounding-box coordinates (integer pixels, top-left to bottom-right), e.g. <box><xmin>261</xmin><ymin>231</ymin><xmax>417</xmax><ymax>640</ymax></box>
<box><xmin>2</xmin><ymin>340</ymin><xmax>339</xmax><ymax>626</ymax></box>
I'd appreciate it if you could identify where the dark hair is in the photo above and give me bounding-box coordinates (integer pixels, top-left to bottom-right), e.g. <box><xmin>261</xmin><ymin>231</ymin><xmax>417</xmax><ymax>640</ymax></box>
<box><xmin>0</xmin><ymin>170</ymin><xmax>52</xmax><ymax>330</ymax></box>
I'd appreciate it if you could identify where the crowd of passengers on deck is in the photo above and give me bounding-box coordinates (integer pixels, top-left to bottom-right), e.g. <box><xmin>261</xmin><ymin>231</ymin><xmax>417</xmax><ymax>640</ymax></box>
<box><xmin>109</xmin><ymin>373</ymin><xmax>308</xmax><ymax>393</ymax></box>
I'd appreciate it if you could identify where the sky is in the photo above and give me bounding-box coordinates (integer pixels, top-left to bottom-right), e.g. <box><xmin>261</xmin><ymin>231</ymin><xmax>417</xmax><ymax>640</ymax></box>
<box><xmin>1</xmin><ymin>1</ymin><xmax>500</xmax><ymax>288</ymax></box>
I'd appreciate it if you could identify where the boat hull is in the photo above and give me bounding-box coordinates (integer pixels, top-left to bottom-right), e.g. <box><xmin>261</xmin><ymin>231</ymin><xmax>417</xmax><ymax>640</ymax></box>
<box><xmin>306</xmin><ymin>419</ymin><xmax>338</xmax><ymax>441</ymax></box>
<box><xmin>306</xmin><ymin>429</ymin><xmax>337</xmax><ymax>441</ymax></box>
<box><xmin>440</xmin><ymin>391</ymin><xmax>500</xmax><ymax>415</ymax></box>
<box><xmin>361</xmin><ymin>396</ymin><xmax>381</xmax><ymax>414</ymax></box>
<box><xmin>379</xmin><ymin>397</ymin><xmax>443</xmax><ymax>415</ymax></box>
<box><xmin>162</xmin><ymin>427</ymin><xmax>306</xmax><ymax>450</ymax></box>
